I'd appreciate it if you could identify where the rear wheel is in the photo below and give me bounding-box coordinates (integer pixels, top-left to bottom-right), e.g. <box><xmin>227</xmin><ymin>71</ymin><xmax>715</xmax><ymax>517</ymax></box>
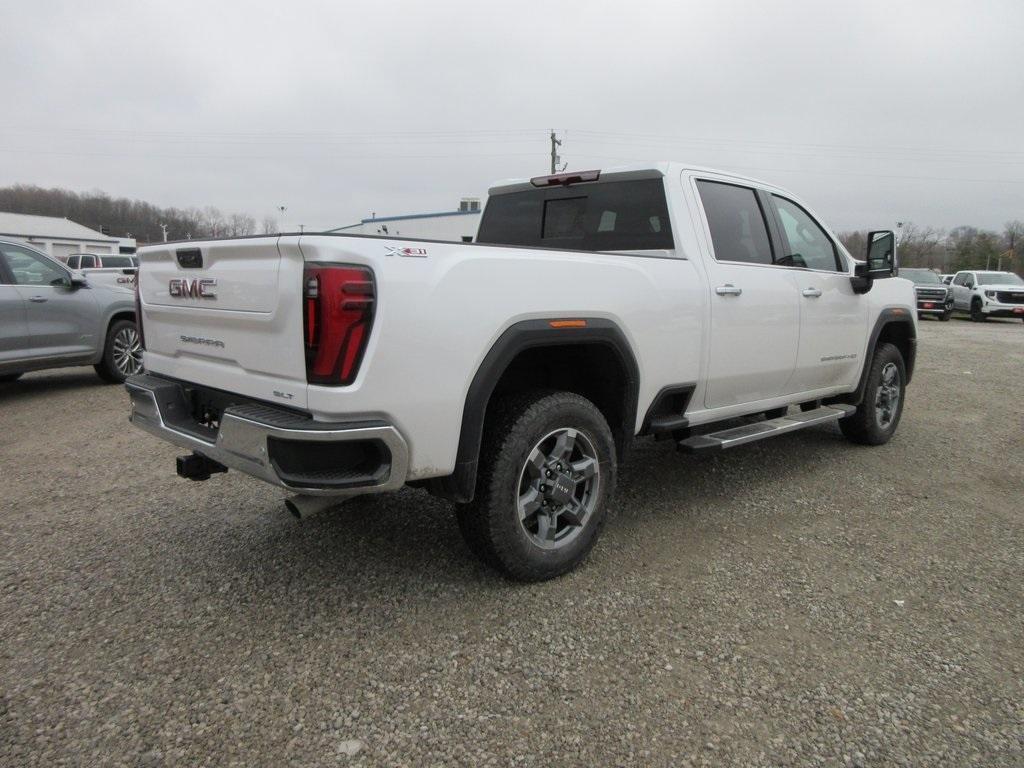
<box><xmin>95</xmin><ymin>319</ymin><xmax>143</xmax><ymax>383</ymax></box>
<box><xmin>840</xmin><ymin>342</ymin><xmax>906</xmax><ymax>446</ymax></box>
<box><xmin>0</xmin><ymin>372</ymin><xmax>23</xmax><ymax>383</ymax></box>
<box><xmin>456</xmin><ymin>390</ymin><xmax>616</xmax><ymax>581</ymax></box>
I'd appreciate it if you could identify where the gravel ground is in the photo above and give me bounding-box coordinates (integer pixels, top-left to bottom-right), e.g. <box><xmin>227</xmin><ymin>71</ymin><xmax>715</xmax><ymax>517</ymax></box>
<box><xmin>1</xmin><ymin>318</ymin><xmax>1022</xmax><ymax>767</ymax></box>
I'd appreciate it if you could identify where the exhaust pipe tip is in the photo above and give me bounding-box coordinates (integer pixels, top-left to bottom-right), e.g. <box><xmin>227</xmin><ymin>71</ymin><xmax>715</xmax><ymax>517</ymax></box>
<box><xmin>284</xmin><ymin>494</ymin><xmax>342</xmax><ymax>520</ymax></box>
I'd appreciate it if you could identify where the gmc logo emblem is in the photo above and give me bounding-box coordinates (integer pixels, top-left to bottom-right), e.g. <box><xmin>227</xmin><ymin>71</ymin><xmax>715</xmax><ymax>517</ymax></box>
<box><xmin>169</xmin><ymin>278</ymin><xmax>217</xmax><ymax>299</ymax></box>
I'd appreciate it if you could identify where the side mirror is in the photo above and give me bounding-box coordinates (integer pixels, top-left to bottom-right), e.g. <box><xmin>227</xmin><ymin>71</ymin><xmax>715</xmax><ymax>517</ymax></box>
<box><xmin>866</xmin><ymin>230</ymin><xmax>897</xmax><ymax>279</ymax></box>
<box><xmin>57</xmin><ymin>272</ymin><xmax>88</xmax><ymax>289</ymax></box>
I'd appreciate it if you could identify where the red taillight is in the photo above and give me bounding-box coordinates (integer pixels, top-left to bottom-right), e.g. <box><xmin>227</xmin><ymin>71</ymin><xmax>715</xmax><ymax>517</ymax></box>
<box><xmin>303</xmin><ymin>265</ymin><xmax>375</xmax><ymax>386</ymax></box>
<box><xmin>133</xmin><ymin>274</ymin><xmax>145</xmax><ymax>349</ymax></box>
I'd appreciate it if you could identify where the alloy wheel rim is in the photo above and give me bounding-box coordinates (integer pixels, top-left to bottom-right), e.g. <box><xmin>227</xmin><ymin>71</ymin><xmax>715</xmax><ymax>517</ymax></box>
<box><xmin>112</xmin><ymin>327</ymin><xmax>143</xmax><ymax>376</ymax></box>
<box><xmin>516</xmin><ymin>427</ymin><xmax>600</xmax><ymax>550</ymax></box>
<box><xmin>874</xmin><ymin>362</ymin><xmax>901</xmax><ymax>429</ymax></box>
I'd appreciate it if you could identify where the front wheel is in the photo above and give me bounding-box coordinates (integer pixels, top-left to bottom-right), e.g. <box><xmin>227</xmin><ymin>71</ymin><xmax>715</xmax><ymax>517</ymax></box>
<box><xmin>456</xmin><ymin>390</ymin><xmax>616</xmax><ymax>581</ymax></box>
<box><xmin>840</xmin><ymin>342</ymin><xmax>906</xmax><ymax>446</ymax></box>
<box><xmin>970</xmin><ymin>299</ymin><xmax>986</xmax><ymax>322</ymax></box>
<box><xmin>95</xmin><ymin>319</ymin><xmax>144</xmax><ymax>383</ymax></box>
<box><xmin>939</xmin><ymin>311</ymin><xmax>951</xmax><ymax>322</ymax></box>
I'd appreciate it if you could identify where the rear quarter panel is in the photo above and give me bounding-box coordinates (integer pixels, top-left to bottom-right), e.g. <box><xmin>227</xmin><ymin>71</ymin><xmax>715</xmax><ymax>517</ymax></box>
<box><xmin>298</xmin><ymin>235</ymin><xmax>705</xmax><ymax>480</ymax></box>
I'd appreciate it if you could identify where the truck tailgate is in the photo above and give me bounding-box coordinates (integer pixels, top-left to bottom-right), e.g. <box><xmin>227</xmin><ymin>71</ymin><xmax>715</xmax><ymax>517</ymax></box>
<box><xmin>137</xmin><ymin>237</ymin><xmax>309</xmax><ymax>408</ymax></box>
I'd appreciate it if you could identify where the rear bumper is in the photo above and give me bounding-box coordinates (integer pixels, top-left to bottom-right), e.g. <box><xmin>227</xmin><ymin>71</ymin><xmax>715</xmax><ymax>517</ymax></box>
<box><xmin>126</xmin><ymin>373</ymin><xmax>409</xmax><ymax>496</ymax></box>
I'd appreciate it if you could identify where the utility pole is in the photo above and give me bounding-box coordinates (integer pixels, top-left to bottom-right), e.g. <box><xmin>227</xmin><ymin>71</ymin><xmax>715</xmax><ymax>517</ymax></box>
<box><xmin>159</xmin><ymin>223</ymin><xmax>168</xmax><ymax>242</ymax></box>
<box><xmin>550</xmin><ymin>130</ymin><xmax>563</xmax><ymax>174</ymax></box>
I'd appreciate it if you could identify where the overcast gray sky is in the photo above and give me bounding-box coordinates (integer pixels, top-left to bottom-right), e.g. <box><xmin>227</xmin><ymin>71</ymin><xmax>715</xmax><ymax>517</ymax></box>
<box><xmin>2</xmin><ymin>0</ymin><xmax>1021</xmax><ymax>234</ymax></box>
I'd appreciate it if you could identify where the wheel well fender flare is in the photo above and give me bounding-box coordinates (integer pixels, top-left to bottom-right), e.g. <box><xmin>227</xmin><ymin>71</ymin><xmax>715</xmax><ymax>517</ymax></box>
<box><xmin>433</xmin><ymin>318</ymin><xmax>640</xmax><ymax>503</ymax></box>
<box><xmin>846</xmin><ymin>310</ymin><xmax>917</xmax><ymax>405</ymax></box>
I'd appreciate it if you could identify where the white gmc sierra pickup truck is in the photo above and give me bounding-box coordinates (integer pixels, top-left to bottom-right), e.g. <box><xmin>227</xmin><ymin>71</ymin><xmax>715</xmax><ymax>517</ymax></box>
<box><xmin>126</xmin><ymin>162</ymin><xmax>916</xmax><ymax>581</ymax></box>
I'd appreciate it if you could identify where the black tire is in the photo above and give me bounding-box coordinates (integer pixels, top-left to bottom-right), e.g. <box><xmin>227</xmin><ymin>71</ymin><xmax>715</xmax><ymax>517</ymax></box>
<box><xmin>939</xmin><ymin>311</ymin><xmax>951</xmax><ymax>322</ymax></box>
<box><xmin>763</xmin><ymin>407</ymin><xmax>788</xmax><ymax>419</ymax></box>
<box><xmin>970</xmin><ymin>299</ymin><xmax>986</xmax><ymax>322</ymax></box>
<box><xmin>0</xmin><ymin>372</ymin><xmax>23</xmax><ymax>383</ymax></box>
<box><xmin>94</xmin><ymin>319</ymin><xmax>143</xmax><ymax>384</ymax></box>
<box><xmin>839</xmin><ymin>342</ymin><xmax>906</xmax><ymax>446</ymax></box>
<box><xmin>455</xmin><ymin>390</ymin><xmax>616</xmax><ymax>582</ymax></box>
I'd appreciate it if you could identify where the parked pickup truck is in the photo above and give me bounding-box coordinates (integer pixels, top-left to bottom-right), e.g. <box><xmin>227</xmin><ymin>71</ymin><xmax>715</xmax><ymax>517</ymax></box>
<box><xmin>901</xmin><ymin>268</ymin><xmax>953</xmax><ymax>321</ymax></box>
<box><xmin>949</xmin><ymin>270</ymin><xmax>1024</xmax><ymax>321</ymax></box>
<box><xmin>126</xmin><ymin>163</ymin><xmax>916</xmax><ymax>581</ymax></box>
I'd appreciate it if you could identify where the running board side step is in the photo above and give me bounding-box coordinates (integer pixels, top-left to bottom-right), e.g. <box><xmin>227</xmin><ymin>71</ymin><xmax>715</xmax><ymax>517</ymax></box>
<box><xmin>678</xmin><ymin>405</ymin><xmax>856</xmax><ymax>453</ymax></box>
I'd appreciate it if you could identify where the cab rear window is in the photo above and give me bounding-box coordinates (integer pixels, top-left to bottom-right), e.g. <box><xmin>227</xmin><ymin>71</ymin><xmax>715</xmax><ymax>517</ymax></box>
<box><xmin>476</xmin><ymin>179</ymin><xmax>674</xmax><ymax>251</ymax></box>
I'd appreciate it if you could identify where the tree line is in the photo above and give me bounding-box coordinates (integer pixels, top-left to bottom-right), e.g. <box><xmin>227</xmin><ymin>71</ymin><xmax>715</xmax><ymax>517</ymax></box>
<box><xmin>0</xmin><ymin>184</ymin><xmax>277</xmax><ymax>243</ymax></box>
<box><xmin>1</xmin><ymin>183</ymin><xmax>1019</xmax><ymax>271</ymax></box>
<box><xmin>838</xmin><ymin>221</ymin><xmax>1023</xmax><ymax>274</ymax></box>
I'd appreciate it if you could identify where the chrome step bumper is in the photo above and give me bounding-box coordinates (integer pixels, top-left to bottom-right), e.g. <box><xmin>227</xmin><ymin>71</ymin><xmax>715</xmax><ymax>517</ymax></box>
<box><xmin>126</xmin><ymin>373</ymin><xmax>409</xmax><ymax>496</ymax></box>
<box><xmin>678</xmin><ymin>405</ymin><xmax>855</xmax><ymax>453</ymax></box>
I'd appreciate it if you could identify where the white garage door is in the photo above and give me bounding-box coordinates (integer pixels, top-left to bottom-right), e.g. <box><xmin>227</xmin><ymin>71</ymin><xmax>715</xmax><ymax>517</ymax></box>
<box><xmin>52</xmin><ymin>243</ymin><xmax>79</xmax><ymax>259</ymax></box>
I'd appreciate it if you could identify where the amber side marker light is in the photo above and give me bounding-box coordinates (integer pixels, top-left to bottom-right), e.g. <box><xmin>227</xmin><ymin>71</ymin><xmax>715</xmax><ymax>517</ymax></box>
<box><xmin>549</xmin><ymin>319</ymin><xmax>587</xmax><ymax>329</ymax></box>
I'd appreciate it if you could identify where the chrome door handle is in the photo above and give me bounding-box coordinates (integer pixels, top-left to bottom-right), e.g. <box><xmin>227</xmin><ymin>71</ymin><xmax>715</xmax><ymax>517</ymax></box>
<box><xmin>29</xmin><ymin>295</ymin><xmax>49</xmax><ymax>303</ymax></box>
<box><xmin>802</xmin><ymin>288</ymin><xmax>822</xmax><ymax>298</ymax></box>
<box><xmin>715</xmin><ymin>284</ymin><xmax>743</xmax><ymax>296</ymax></box>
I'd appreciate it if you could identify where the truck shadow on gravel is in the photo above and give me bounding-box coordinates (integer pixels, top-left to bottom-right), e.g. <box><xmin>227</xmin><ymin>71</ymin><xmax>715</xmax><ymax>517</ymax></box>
<box><xmin>0</xmin><ymin>370</ymin><xmax>112</xmax><ymax>404</ymax></box>
<box><xmin>141</xmin><ymin>424</ymin><xmax>859</xmax><ymax>607</ymax></box>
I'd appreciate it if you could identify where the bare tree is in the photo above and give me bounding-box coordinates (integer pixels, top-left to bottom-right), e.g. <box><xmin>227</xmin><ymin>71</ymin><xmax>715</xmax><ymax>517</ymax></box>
<box><xmin>261</xmin><ymin>216</ymin><xmax>279</xmax><ymax>235</ymax></box>
<box><xmin>226</xmin><ymin>213</ymin><xmax>256</xmax><ymax>237</ymax></box>
<box><xmin>896</xmin><ymin>223</ymin><xmax>946</xmax><ymax>269</ymax></box>
<box><xmin>1004</xmin><ymin>221</ymin><xmax>1023</xmax><ymax>273</ymax></box>
<box><xmin>838</xmin><ymin>231</ymin><xmax>867</xmax><ymax>260</ymax></box>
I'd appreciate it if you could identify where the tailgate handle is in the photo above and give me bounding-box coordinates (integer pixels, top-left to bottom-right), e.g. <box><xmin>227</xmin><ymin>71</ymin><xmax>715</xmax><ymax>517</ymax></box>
<box><xmin>176</xmin><ymin>248</ymin><xmax>203</xmax><ymax>269</ymax></box>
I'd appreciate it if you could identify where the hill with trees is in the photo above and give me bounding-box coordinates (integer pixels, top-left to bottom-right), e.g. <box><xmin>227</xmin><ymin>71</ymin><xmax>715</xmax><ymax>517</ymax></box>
<box><xmin>0</xmin><ymin>184</ymin><xmax>275</xmax><ymax>244</ymax></box>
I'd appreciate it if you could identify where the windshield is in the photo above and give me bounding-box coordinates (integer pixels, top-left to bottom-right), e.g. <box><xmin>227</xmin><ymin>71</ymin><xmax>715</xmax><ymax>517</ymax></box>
<box><xmin>975</xmin><ymin>272</ymin><xmax>1024</xmax><ymax>286</ymax></box>
<box><xmin>902</xmin><ymin>269</ymin><xmax>942</xmax><ymax>285</ymax></box>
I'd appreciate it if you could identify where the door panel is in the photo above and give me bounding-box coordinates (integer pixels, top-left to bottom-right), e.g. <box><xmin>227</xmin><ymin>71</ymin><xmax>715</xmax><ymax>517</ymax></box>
<box><xmin>0</xmin><ymin>242</ymin><xmax>99</xmax><ymax>359</ymax></box>
<box><xmin>704</xmin><ymin>263</ymin><xmax>801</xmax><ymax>407</ymax></box>
<box><xmin>0</xmin><ymin>285</ymin><xmax>29</xmax><ymax>366</ymax></box>
<box><xmin>766</xmin><ymin>194</ymin><xmax>867</xmax><ymax>393</ymax></box>
<box><xmin>787</xmin><ymin>271</ymin><xmax>866</xmax><ymax>392</ymax></box>
<box><xmin>951</xmin><ymin>273</ymin><xmax>973</xmax><ymax>309</ymax></box>
<box><xmin>695</xmin><ymin>179</ymin><xmax>800</xmax><ymax>408</ymax></box>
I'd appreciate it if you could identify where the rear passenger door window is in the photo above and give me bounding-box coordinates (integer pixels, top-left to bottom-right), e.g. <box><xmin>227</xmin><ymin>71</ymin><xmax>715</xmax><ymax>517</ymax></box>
<box><xmin>0</xmin><ymin>244</ymin><xmax>67</xmax><ymax>286</ymax></box>
<box><xmin>696</xmin><ymin>180</ymin><xmax>773</xmax><ymax>265</ymax></box>
<box><xmin>771</xmin><ymin>196</ymin><xmax>841</xmax><ymax>272</ymax></box>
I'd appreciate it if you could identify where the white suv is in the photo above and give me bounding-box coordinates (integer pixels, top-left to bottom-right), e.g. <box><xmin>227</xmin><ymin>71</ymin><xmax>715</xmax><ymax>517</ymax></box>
<box><xmin>950</xmin><ymin>270</ymin><xmax>1024</xmax><ymax>322</ymax></box>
